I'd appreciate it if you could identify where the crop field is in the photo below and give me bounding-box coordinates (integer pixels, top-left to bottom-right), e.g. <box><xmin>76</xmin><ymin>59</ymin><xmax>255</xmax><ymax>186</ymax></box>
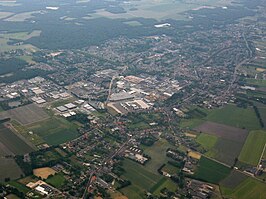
<box><xmin>194</xmin><ymin>156</ymin><xmax>231</xmax><ymax>184</ymax></box>
<box><xmin>205</xmin><ymin>104</ymin><xmax>261</xmax><ymax>130</ymax></box>
<box><xmin>238</xmin><ymin>130</ymin><xmax>266</xmax><ymax>166</ymax></box>
<box><xmin>220</xmin><ymin>170</ymin><xmax>247</xmax><ymax>190</ymax></box>
<box><xmin>210</xmin><ymin>138</ymin><xmax>244</xmax><ymax>166</ymax></box>
<box><xmin>196</xmin><ymin>133</ymin><xmax>218</xmax><ymax>150</ymax></box>
<box><xmin>150</xmin><ymin>177</ymin><xmax>177</xmax><ymax>195</ymax></box>
<box><xmin>121</xmin><ymin>159</ymin><xmax>162</xmax><ymax>198</ymax></box>
<box><xmin>0</xmin><ymin>157</ymin><xmax>23</xmax><ymax>182</ymax></box>
<box><xmin>121</xmin><ymin>139</ymin><xmax>175</xmax><ymax>198</ymax></box>
<box><xmin>0</xmin><ymin>104</ymin><xmax>50</xmax><ymax>125</ymax></box>
<box><xmin>220</xmin><ymin>177</ymin><xmax>266</xmax><ymax>199</ymax></box>
<box><xmin>0</xmin><ymin>124</ymin><xmax>34</xmax><ymax>155</ymax></box>
<box><xmin>28</xmin><ymin>116</ymin><xmax>79</xmax><ymax>146</ymax></box>
<box><xmin>90</xmin><ymin>0</ymin><xmax>233</xmax><ymax>21</ymax></box>
<box><xmin>195</xmin><ymin>121</ymin><xmax>248</xmax><ymax>142</ymax></box>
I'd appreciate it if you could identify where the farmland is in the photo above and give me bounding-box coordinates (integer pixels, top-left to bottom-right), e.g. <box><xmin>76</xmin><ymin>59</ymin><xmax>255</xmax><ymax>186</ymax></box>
<box><xmin>196</xmin><ymin>133</ymin><xmax>218</xmax><ymax>150</ymax></box>
<box><xmin>0</xmin><ymin>157</ymin><xmax>23</xmax><ymax>182</ymax></box>
<box><xmin>194</xmin><ymin>156</ymin><xmax>231</xmax><ymax>184</ymax></box>
<box><xmin>206</xmin><ymin>104</ymin><xmax>261</xmax><ymax>130</ymax></box>
<box><xmin>27</xmin><ymin>116</ymin><xmax>79</xmax><ymax>146</ymax></box>
<box><xmin>0</xmin><ymin>104</ymin><xmax>49</xmax><ymax>125</ymax></box>
<box><xmin>238</xmin><ymin>130</ymin><xmax>266</xmax><ymax>166</ymax></box>
<box><xmin>121</xmin><ymin>139</ymin><xmax>177</xmax><ymax>198</ymax></box>
<box><xmin>121</xmin><ymin>159</ymin><xmax>162</xmax><ymax>198</ymax></box>
<box><xmin>220</xmin><ymin>170</ymin><xmax>247</xmax><ymax>190</ymax></box>
<box><xmin>194</xmin><ymin>122</ymin><xmax>248</xmax><ymax>165</ymax></box>
<box><xmin>220</xmin><ymin>177</ymin><xmax>266</xmax><ymax>199</ymax></box>
<box><xmin>0</xmin><ymin>124</ymin><xmax>34</xmax><ymax>155</ymax></box>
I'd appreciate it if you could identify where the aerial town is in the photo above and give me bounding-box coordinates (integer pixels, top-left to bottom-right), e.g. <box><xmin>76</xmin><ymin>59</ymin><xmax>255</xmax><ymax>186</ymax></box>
<box><xmin>0</xmin><ymin>0</ymin><xmax>266</xmax><ymax>199</ymax></box>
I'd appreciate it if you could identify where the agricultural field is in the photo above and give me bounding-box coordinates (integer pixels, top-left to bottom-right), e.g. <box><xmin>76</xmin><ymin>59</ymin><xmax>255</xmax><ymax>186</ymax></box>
<box><xmin>194</xmin><ymin>156</ymin><xmax>231</xmax><ymax>184</ymax></box>
<box><xmin>143</xmin><ymin>139</ymin><xmax>172</xmax><ymax>174</ymax></box>
<box><xmin>121</xmin><ymin>159</ymin><xmax>162</xmax><ymax>198</ymax></box>
<box><xmin>245</xmin><ymin>78</ymin><xmax>266</xmax><ymax>87</ymax></box>
<box><xmin>205</xmin><ymin>104</ymin><xmax>261</xmax><ymax>130</ymax></box>
<box><xmin>0</xmin><ymin>124</ymin><xmax>34</xmax><ymax>156</ymax></box>
<box><xmin>238</xmin><ymin>130</ymin><xmax>266</xmax><ymax>166</ymax></box>
<box><xmin>150</xmin><ymin>177</ymin><xmax>177</xmax><ymax>196</ymax></box>
<box><xmin>121</xmin><ymin>139</ymin><xmax>177</xmax><ymax>198</ymax></box>
<box><xmin>195</xmin><ymin>121</ymin><xmax>248</xmax><ymax>142</ymax></box>
<box><xmin>194</xmin><ymin>122</ymin><xmax>249</xmax><ymax>165</ymax></box>
<box><xmin>27</xmin><ymin>116</ymin><xmax>79</xmax><ymax>146</ymax></box>
<box><xmin>0</xmin><ymin>104</ymin><xmax>49</xmax><ymax>125</ymax></box>
<box><xmin>161</xmin><ymin>163</ymin><xmax>180</xmax><ymax>175</ymax></box>
<box><xmin>220</xmin><ymin>170</ymin><xmax>247</xmax><ymax>191</ymax></box>
<box><xmin>0</xmin><ymin>157</ymin><xmax>23</xmax><ymax>182</ymax></box>
<box><xmin>196</xmin><ymin>133</ymin><xmax>218</xmax><ymax>150</ymax></box>
<box><xmin>220</xmin><ymin>177</ymin><xmax>266</xmax><ymax>199</ymax></box>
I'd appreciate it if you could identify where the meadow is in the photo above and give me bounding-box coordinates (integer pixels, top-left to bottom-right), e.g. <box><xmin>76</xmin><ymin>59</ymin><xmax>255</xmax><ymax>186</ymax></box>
<box><xmin>45</xmin><ymin>173</ymin><xmax>66</xmax><ymax>188</ymax></box>
<box><xmin>238</xmin><ymin>130</ymin><xmax>266</xmax><ymax>166</ymax></box>
<box><xmin>0</xmin><ymin>157</ymin><xmax>23</xmax><ymax>182</ymax></box>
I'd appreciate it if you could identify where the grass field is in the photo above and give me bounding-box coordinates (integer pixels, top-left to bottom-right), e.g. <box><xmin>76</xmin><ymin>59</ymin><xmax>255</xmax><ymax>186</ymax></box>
<box><xmin>121</xmin><ymin>139</ymin><xmax>175</xmax><ymax>198</ymax></box>
<box><xmin>46</xmin><ymin>173</ymin><xmax>66</xmax><ymax>188</ymax></box>
<box><xmin>161</xmin><ymin>163</ymin><xmax>180</xmax><ymax>175</ymax></box>
<box><xmin>143</xmin><ymin>139</ymin><xmax>172</xmax><ymax>174</ymax></box>
<box><xmin>220</xmin><ymin>170</ymin><xmax>247</xmax><ymax>190</ymax></box>
<box><xmin>150</xmin><ymin>177</ymin><xmax>177</xmax><ymax>195</ymax></box>
<box><xmin>206</xmin><ymin>104</ymin><xmax>261</xmax><ymax>130</ymax></box>
<box><xmin>196</xmin><ymin>133</ymin><xmax>218</xmax><ymax>150</ymax></box>
<box><xmin>121</xmin><ymin>159</ymin><xmax>162</xmax><ymax>198</ymax></box>
<box><xmin>246</xmin><ymin>78</ymin><xmax>266</xmax><ymax>87</ymax></box>
<box><xmin>220</xmin><ymin>177</ymin><xmax>266</xmax><ymax>199</ymax></box>
<box><xmin>0</xmin><ymin>124</ymin><xmax>34</xmax><ymax>155</ymax></box>
<box><xmin>7</xmin><ymin>181</ymin><xmax>30</xmax><ymax>194</ymax></box>
<box><xmin>194</xmin><ymin>156</ymin><xmax>231</xmax><ymax>184</ymax></box>
<box><xmin>0</xmin><ymin>157</ymin><xmax>23</xmax><ymax>182</ymax></box>
<box><xmin>238</xmin><ymin>130</ymin><xmax>266</xmax><ymax>166</ymax></box>
<box><xmin>28</xmin><ymin>117</ymin><xmax>79</xmax><ymax>146</ymax></box>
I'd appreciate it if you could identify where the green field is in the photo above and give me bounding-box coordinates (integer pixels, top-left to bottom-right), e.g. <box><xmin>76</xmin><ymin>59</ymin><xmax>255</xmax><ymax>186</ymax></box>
<box><xmin>161</xmin><ymin>163</ymin><xmax>180</xmax><ymax>175</ymax></box>
<box><xmin>150</xmin><ymin>177</ymin><xmax>177</xmax><ymax>195</ymax></box>
<box><xmin>0</xmin><ymin>157</ymin><xmax>23</xmax><ymax>182</ymax></box>
<box><xmin>143</xmin><ymin>139</ymin><xmax>172</xmax><ymax>174</ymax></box>
<box><xmin>121</xmin><ymin>159</ymin><xmax>162</xmax><ymax>198</ymax></box>
<box><xmin>246</xmin><ymin>78</ymin><xmax>266</xmax><ymax>87</ymax></box>
<box><xmin>180</xmin><ymin>104</ymin><xmax>261</xmax><ymax>130</ymax></box>
<box><xmin>28</xmin><ymin>117</ymin><xmax>79</xmax><ymax>146</ymax></box>
<box><xmin>196</xmin><ymin>133</ymin><xmax>218</xmax><ymax>150</ymax></box>
<box><xmin>46</xmin><ymin>173</ymin><xmax>66</xmax><ymax>188</ymax></box>
<box><xmin>206</xmin><ymin>104</ymin><xmax>261</xmax><ymax>130</ymax></box>
<box><xmin>121</xmin><ymin>139</ymin><xmax>176</xmax><ymax>198</ymax></box>
<box><xmin>220</xmin><ymin>170</ymin><xmax>247</xmax><ymax>190</ymax></box>
<box><xmin>0</xmin><ymin>124</ymin><xmax>34</xmax><ymax>155</ymax></box>
<box><xmin>194</xmin><ymin>156</ymin><xmax>231</xmax><ymax>184</ymax></box>
<box><xmin>238</xmin><ymin>130</ymin><xmax>266</xmax><ymax>166</ymax></box>
<box><xmin>220</xmin><ymin>177</ymin><xmax>266</xmax><ymax>199</ymax></box>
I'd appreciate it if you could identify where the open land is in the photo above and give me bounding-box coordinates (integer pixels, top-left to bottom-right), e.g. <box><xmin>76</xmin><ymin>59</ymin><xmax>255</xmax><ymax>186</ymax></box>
<box><xmin>238</xmin><ymin>130</ymin><xmax>266</xmax><ymax>166</ymax></box>
<box><xmin>0</xmin><ymin>157</ymin><xmax>23</xmax><ymax>182</ymax></box>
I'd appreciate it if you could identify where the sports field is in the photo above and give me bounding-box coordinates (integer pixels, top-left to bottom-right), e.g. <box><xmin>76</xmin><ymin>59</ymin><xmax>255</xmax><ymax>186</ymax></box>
<box><xmin>194</xmin><ymin>156</ymin><xmax>231</xmax><ymax>184</ymax></box>
<box><xmin>238</xmin><ymin>130</ymin><xmax>266</xmax><ymax>166</ymax></box>
<box><xmin>46</xmin><ymin>173</ymin><xmax>66</xmax><ymax>188</ymax></box>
